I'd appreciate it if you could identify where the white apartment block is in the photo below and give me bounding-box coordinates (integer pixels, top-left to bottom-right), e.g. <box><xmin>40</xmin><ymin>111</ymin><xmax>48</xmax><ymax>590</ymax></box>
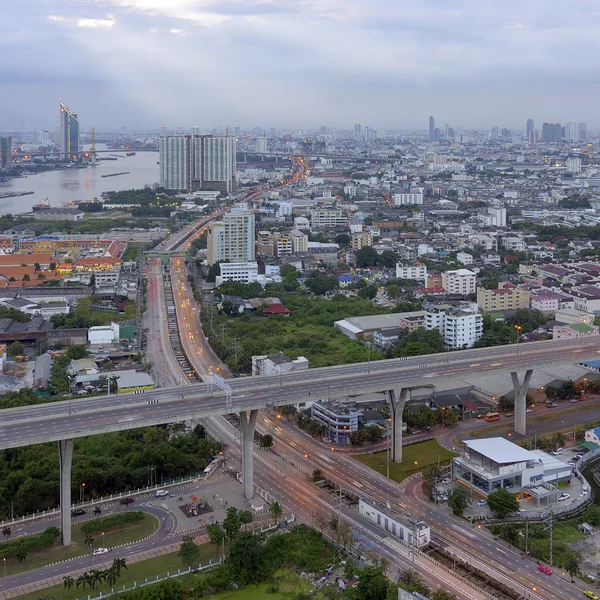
<box><xmin>310</xmin><ymin>209</ymin><xmax>347</xmax><ymax>228</ymax></box>
<box><xmin>274</xmin><ymin>201</ymin><xmax>293</xmax><ymax>218</ymax></box>
<box><xmin>426</xmin><ymin>304</ymin><xmax>483</xmax><ymax>349</ymax></box>
<box><xmin>502</xmin><ymin>237</ymin><xmax>527</xmax><ymax>252</ymax></box>
<box><xmin>417</xmin><ymin>244</ymin><xmax>435</xmax><ymax>257</ymax></box>
<box><xmin>207</xmin><ymin>209</ymin><xmax>255</xmax><ymax>266</ymax></box>
<box><xmin>441</xmin><ymin>269</ymin><xmax>476</xmax><ymax>295</ymax></box>
<box><xmin>290</xmin><ymin>229</ymin><xmax>308</xmax><ymax>253</ymax></box>
<box><xmin>456</xmin><ymin>252</ymin><xmax>474</xmax><ymax>266</ymax></box>
<box><xmin>488</xmin><ymin>207</ymin><xmax>507</xmax><ymax>227</ymax></box>
<box><xmin>216</xmin><ymin>261</ymin><xmax>258</xmax><ymax>286</ymax></box>
<box><xmin>351</xmin><ymin>232</ymin><xmax>373</xmax><ymax>250</ymax></box>
<box><xmin>396</xmin><ymin>264</ymin><xmax>427</xmax><ymax>281</ymax></box>
<box><xmin>275</xmin><ymin>235</ymin><xmax>293</xmax><ymax>257</ymax></box>
<box><xmin>392</xmin><ymin>193</ymin><xmax>424</xmax><ymax>206</ymax></box>
<box><xmin>566</xmin><ymin>158</ymin><xmax>582</xmax><ymax>174</ymax></box>
<box><xmin>343</xmin><ymin>185</ymin><xmax>357</xmax><ymax>197</ymax></box>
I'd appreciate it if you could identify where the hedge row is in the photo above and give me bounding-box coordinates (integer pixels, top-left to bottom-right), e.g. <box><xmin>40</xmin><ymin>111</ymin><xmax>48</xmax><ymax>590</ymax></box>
<box><xmin>81</xmin><ymin>511</ymin><xmax>145</xmax><ymax>535</ymax></box>
<box><xmin>0</xmin><ymin>526</ymin><xmax>60</xmax><ymax>558</ymax></box>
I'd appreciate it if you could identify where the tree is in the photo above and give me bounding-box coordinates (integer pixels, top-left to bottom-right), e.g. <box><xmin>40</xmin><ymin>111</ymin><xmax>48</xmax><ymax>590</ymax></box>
<box><xmin>84</xmin><ymin>534</ymin><xmax>94</xmax><ymax>553</ymax></box>
<box><xmin>66</xmin><ymin>344</ymin><xmax>89</xmax><ymax>360</ymax></box>
<box><xmin>16</xmin><ymin>550</ymin><xmax>27</xmax><ymax>564</ymax></box>
<box><xmin>93</xmin><ymin>507</ymin><xmax>102</xmax><ymax>516</ymax></box>
<box><xmin>75</xmin><ymin>298</ymin><xmax>92</xmax><ymax>319</ymax></box>
<box><xmin>37</xmin><ymin>273</ymin><xmax>46</xmax><ymax>280</ymax></box>
<box><xmin>104</xmin><ymin>568</ymin><xmax>118</xmax><ymax>588</ymax></box>
<box><xmin>431</xmin><ymin>590</ymin><xmax>457</xmax><ymax>600</ymax></box>
<box><xmin>63</xmin><ymin>576</ymin><xmax>75</xmax><ymax>596</ymax></box>
<box><xmin>564</xmin><ymin>552</ymin><xmax>580</xmax><ymax>581</ymax></box>
<box><xmin>355</xmin><ymin>246</ymin><xmax>378</xmax><ymax>268</ymax></box>
<box><xmin>447</xmin><ymin>485</ymin><xmax>471</xmax><ymax>516</ymax></box>
<box><xmin>239</xmin><ymin>510</ymin><xmax>254</xmax><ymax>532</ymax></box>
<box><xmin>8</xmin><ymin>341</ymin><xmax>24</xmax><ymax>357</ymax></box>
<box><xmin>228</xmin><ymin>531</ymin><xmax>262</xmax><ymax>586</ymax></box>
<box><xmin>269</xmin><ymin>500</ymin><xmax>283</xmax><ymax>524</ymax></box>
<box><xmin>179</xmin><ymin>536</ymin><xmax>201</xmax><ymax>566</ymax></box>
<box><xmin>357</xmin><ymin>285</ymin><xmax>378</xmax><ymax>300</ymax></box>
<box><xmin>2</xmin><ymin>526</ymin><xmax>11</xmax><ymax>539</ymax></box>
<box><xmin>487</xmin><ymin>488</ymin><xmax>519</xmax><ymax>519</ymax></box>
<box><xmin>22</xmin><ymin>274</ymin><xmax>30</xmax><ymax>282</ymax></box>
<box><xmin>377</xmin><ymin>250</ymin><xmax>398</xmax><ymax>268</ymax></box>
<box><xmin>111</xmin><ymin>558</ymin><xmax>127</xmax><ymax>577</ymax></box>
<box><xmin>260</xmin><ymin>434</ymin><xmax>274</xmax><ymax>449</ymax></box>
<box><xmin>89</xmin><ymin>569</ymin><xmax>104</xmax><ymax>590</ymax></box>
<box><xmin>347</xmin><ymin>566</ymin><xmax>388</xmax><ymax>600</ymax></box>
<box><xmin>206</xmin><ymin>523</ymin><xmax>225</xmax><ymax>558</ymax></box>
<box><xmin>387</xmin><ymin>284</ymin><xmax>400</xmax><ymax>299</ymax></box>
<box><xmin>223</xmin><ymin>506</ymin><xmax>242</xmax><ymax>540</ymax></box>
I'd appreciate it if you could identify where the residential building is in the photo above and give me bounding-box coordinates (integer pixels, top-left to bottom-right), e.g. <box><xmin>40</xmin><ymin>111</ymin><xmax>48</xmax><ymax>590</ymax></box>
<box><xmin>392</xmin><ymin>192</ymin><xmax>424</xmax><ymax>206</ymax></box>
<box><xmin>584</xmin><ymin>427</ymin><xmax>600</xmax><ymax>447</ymax></box>
<box><xmin>398</xmin><ymin>314</ymin><xmax>425</xmax><ymax>331</ymax></box>
<box><xmin>257</xmin><ymin>231</ymin><xmax>275</xmax><ymax>257</ymax></box>
<box><xmin>216</xmin><ymin>261</ymin><xmax>259</xmax><ymax>286</ymax></box>
<box><xmin>255</xmin><ymin>137</ymin><xmax>267</xmax><ymax>153</ymax></box>
<box><xmin>289</xmin><ymin>229</ymin><xmax>308</xmax><ymax>253</ymax></box>
<box><xmin>441</xmin><ymin>269</ymin><xmax>476</xmax><ymax>295</ymax></box>
<box><xmin>396</xmin><ymin>264</ymin><xmax>427</xmax><ymax>282</ymax></box>
<box><xmin>359</xmin><ymin>499</ymin><xmax>430</xmax><ymax>548</ymax></box>
<box><xmin>310</xmin><ymin>209</ymin><xmax>347</xmax><ymax>228</ymax></box>
<box><xmin>425</xmin><ymin>304</ymin><xmax>483</xmax><ymax>348</ymax></box>
<box><xmin>502</xmin><ymin>237</ymin><xmax>527</xmax><ymax>252</ymax></box>
<box><xmin>553</xmin><ymin>323</ymin><xmax>600</xmax><ymax>340</ymax></box>
<box><xmin>59</xmin><ymin>100</ymin><xmax>79</xmax><ymax>159</ymax></box>
<box><xmin>207</xmin><ymin>209</ymin><xmax>255</xmax><ymax>265</ymax></box>
<box><xmin>373</xmin><ymin>326</ymin><xmax>403</xmax><ymax>348</ymax></box>
<box><xmin>456</xmin><ymin>252</ymin><xmax>474</xmax><ymax>266</ymax></box>
<box><xmin>476</xmin><ymin>284</ymin><xmax>531</xmax><ymax>313</ymax></box>
<box><xmin>202</xmin><ymin>135</ymin><xmax>237</xmax><ymax>193</ymax></box>
<box><xmin>426</xmin><ymin>273</ymin><xmax>442</xmax><ymax>288</ymax></box>
<box><xmin>311</xmin><ymin>400</ymin><xmax>360</xmax><ymax>444</ymax></box>
<box><xmin>274</xmin><ymin>234</ymin><xmax>292</xmax><ymax>257</ymax></box>
<box><xmin>158</xmin><ymin>135</ymin><xmax>191</xmax><ymax>190</ymax></box>
<box><xmin>566</xmin><ymin>157</ymin><xmax>582</xmax><ymax>174</ymax></box>
<box><xmin>488</xmin><ymin>207</ymin><xmax>507</xmax><ymax>227</ymax></box>
<box><xmin>351</xmin><ymin>232</ymin><xmax>373</xmax><ymax>250</ymax></box>
<box><xmin>531</xmin><ymin>292</ymin><xmax>562</xmax><ymax>316</ymax></box>
<box><xmin>0</xmin><ymin>137</ymin><xmax>12</xmax><ymax>171</ymax></box>
<box><xmin>251</xmin><ymin>353</ymin><xmax>309</xmax><ymax>376</ymax></box>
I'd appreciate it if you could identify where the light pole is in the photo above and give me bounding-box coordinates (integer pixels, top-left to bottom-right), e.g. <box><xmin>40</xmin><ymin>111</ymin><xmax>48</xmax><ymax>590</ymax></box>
<box><xmin>80</xmin><ymin>483</ymin><xmax>86</xmax><ymax>503</ymax></box>
<box><xmin>367</xmin><ymin>342</ymin><xmax>372</xmax><ymax>374</ymax></box>
<box><xmin>3</xmin><ymin>557</ymin><xmax>5</xmax><ymax>577</ymax></box>
<box><xmin>514</xmin><ymin>325</ymin><xmax>522</xmax><ymax>350</ymax></box>
<box><xmin>441</xmin><ymin>407</ymin><xmax>446</xmax><ymax>426</ymax></box>
<box><xmin>101</xmin><ymin>531</ymin><xmax>105</xmax><ymax>549</ymax></box>
<box><xmin>387</xmin><ymin>418</ymin><xmax>391</xmax><ymax>479</ymax></box>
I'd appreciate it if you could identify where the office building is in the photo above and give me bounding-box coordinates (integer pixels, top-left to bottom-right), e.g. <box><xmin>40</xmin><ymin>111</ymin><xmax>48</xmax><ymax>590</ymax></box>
<box><xmin>429</xmin><ymin>116</ymin><xmax>435</xmax><ymax>141</ymax></box>
<box><xmin>207</xmin><ymin>208</ymin><xmax>255</xmax><ymax>265</ymax></box>
<box><xmin>59</xmin><ymin>100</ymin><xmax>80</xmax><ymax>159</ymax></box>
<box><xmin>396</xmin><ymin>264</ymin><xmax>427</xmax><ymax>281</ymax></box>
<box><xmin>354</xmin><ymin>123</ymin><xmax>361</xmax><ymax>140</ymax></box>
<box><xmin>476</xmin><ymin>284</ymin><xmax>531</xmax><ymax>313</ymax></box>
<box><xmin>526</xmin><ymin>118</ymin><xmax>534</xmax><ymax>136</ymax></box>
<box><xmin>255</xmin><ymin>137</ymin><xmax>267</xmax><ymax>153</ymax></box>
<box><xmin>159</xmin><ymin>134</ymin><xmax>236</xmax><ymax>193</ymax></box>
<box><xmin>392</xmin><ymin>192</ymin><xmax>424</xmax><ymax>206</ymax></box>
<box><xmin>541</xmin><ymin>122</ymin><xmax>562</xmax><ymax>143</ymax></box>
<box><xmin>216</xmin><ymin>261</ymin><xmax>258</xmax><ymax>286</ymax></box>
<box><xmin>0</xmin><ymin>137</ymin><xmax>12</xmax><ymax>171</ymax></box>
<box><xmin>566</xmin><ymin>157</ymin><xmax>582</xmax><ymax>173</ymax></box>
<box><xmin>311</xmin><ymin>400</ymin><xmax>360</xmax><ymax>444</ymax></box>
<box><xmin>441</xmin><ymin>268</ymin><xmax>476</xmax><ymax>295</ymax></box>
<box><xmin>425</xmin><ymin>304</ymin><xmax>482</xmax><ymax>348</ymax></box>
<box><xmin>38</xmin><ymin>130</ymin><xmax>52</xmax><ymax>146</ymax></box>
<box><xmin>310</xmin><ymin>209</ymin><xmax>346</xmax><ymax>228</ymax></box>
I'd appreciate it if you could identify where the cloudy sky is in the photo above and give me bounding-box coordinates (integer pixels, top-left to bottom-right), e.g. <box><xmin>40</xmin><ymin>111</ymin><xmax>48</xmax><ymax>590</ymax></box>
<box><xmin>2</xmin><ymin>0</ymin><xmax>600</xmax><ymax>131</ymax></box>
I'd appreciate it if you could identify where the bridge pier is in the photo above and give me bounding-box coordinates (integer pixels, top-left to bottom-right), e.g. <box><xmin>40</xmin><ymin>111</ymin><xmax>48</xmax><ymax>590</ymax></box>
<box><xmin>511</xmin><ymin>370</ymin><xmax>533</xmax><ymax>435</ymax></box>
<box><xmin>240</xmin><ymin>410</ymin><xmax>258</xmax><ymax>499</ymax></box>
<box><xmin>388</xmin><ymin>388</ymin><xmax>410</xmax><ymax>463</ymax></box>
<box><xmin>58</xmin><ymin>439</ymin><xmax>74</xmax><ymax>546</ymax></box>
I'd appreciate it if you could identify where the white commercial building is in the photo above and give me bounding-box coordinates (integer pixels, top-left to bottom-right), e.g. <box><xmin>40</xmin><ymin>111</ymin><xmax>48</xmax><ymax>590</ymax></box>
<box><xmin>88</xmin><ymin>322</ymin><xmax>120</xmax><ymax>346</ymax></box>
<box><xmin>392</xmin><ymin>193</ymin><xmax>424</xmax><ymax>206</ymax></box>
<box><xmin>207</xmin><ymin>208</ymin><xmax>256</xmax><ymax>265</ymax></box>
<box><xmin>310</xmin><ymin>209</ymin><xmax>347</xmax><ymax>228</ymax></box>
<box><xmin>216</xmin><ymin>261</ymin><xmax>259</xmax><ymax>286</ymax></box>
<box><xmin>566</xmin><ymin>157</ymin><xmax>582</xmax><ymax>174</ymax></box>
<box><xmin>441</xmin><ymin>269</ymin><xmax>476</xmax><ymax>295</ymax></box>
<box><xmin>425</xmin><ymin>304</ymin><xmax>483</xmax><ymax>348</ymax></box>
<box><xmin>396</xmin><ymin>264</ymin><xmax>427</xmax><ymax>281</ymax></box>
<box><xmin>456</xmin><ymin>252</ymin><xmax>474</xmax><ymax>266</ymax></box>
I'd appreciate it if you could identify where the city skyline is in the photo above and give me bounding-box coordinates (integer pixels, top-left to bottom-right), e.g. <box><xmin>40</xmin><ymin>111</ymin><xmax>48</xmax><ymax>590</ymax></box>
<box><xmin>4</xmin><ymin>1</ymin><xmax>600</xmax><ymax>130</ymax></box>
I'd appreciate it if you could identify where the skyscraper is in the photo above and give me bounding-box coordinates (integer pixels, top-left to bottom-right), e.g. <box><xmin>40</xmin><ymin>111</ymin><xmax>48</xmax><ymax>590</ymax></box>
<box><xmin>526</xmin><ymin>118</ymin><xmax>534</xmax><ymax>135</ymax></box>
<box><xmin>192</xmin><ymin>126</ymin><xmax>200</xmax><ymax>136</ymax></box>
<box><xmin>207</xmin><ymin>208</ymin><xmax>255</xmax><ymax>265</ymax></box>
<box><xmin>354</xmin><ymin>123</ymin><xmax>361</xmax><ymax>140</ymax></box>
<box><xmin>541</xmin><ymin>123</ymin><xmax>562</xmax><ymax>143</ymax></box>
<box><xmin>256</xmin><ymin>137</ymin><xmax>267</xmax><ymax>153</ymax></box>
<box><xmin>159</xmin><ymin>134</ymin><xmax>236</xmax><ymax>193</ymax></box>
<box><xmin>429</xmin><ymin>116</ymin><xmax>435</xmax><ymax>141</ymax></box>
<box><xmin>0</xmin><ymin>137</ymin><xmax>12</xmax><ymax>171</ymax></box>
<box><xmin>59</xmin><ymin>100</ymin><xmax>80</xmax><ymax>159</ymax></box>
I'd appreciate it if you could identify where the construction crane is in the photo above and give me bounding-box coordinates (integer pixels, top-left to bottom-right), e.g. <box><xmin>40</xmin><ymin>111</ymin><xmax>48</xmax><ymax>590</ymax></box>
<box><xmin>91</xmin><ymin>127</ymin><xmax>97</xmax><ymax>166</ymax></box>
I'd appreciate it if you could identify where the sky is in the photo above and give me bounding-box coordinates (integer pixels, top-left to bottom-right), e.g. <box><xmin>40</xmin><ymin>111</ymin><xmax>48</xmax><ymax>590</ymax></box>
<box><xmin>2</xmin><ymin>0</ymin><xmax>600</xmax><ymax>132</ymax></box>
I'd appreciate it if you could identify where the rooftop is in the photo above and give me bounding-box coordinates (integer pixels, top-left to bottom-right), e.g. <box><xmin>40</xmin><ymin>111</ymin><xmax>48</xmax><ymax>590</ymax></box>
<box><xmin>464</xmin><ymin>437</ymin><xmax>534</xmax><ymax>464</ymax></box>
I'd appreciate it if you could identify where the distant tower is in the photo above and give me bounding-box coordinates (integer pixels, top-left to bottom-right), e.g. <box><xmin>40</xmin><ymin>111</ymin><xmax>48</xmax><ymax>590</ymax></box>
<box><xmin>526</xmin><ymin>118</ymin><xmax>534</xmax><ymax>136</ymax></box>
<box><xmin>192</xmin><ymin>126</ymin><xmax>200</xmax><ymax>136</ymax></box>
<box><xmin>90</xmin><ymin>126</ymin><xmax>97</xmax><ymax>166</ymax></box>
<box><xmin>429</xmin><ymin>116</ymin><xmax>435</xmax><ymax>141</ymax></box>
<box><xmin>59</xmin><ymin>99</ymin><xmax>80</xmax><ymax>160</ymax></box>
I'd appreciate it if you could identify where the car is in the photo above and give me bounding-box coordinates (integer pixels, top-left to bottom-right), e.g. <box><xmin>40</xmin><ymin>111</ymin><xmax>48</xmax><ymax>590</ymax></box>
<box><xmin>584</xmin><ymin>590</ymin><xmax>599</xmax><ymax>600</ymax></box>
<box><xmin>441</xmin><ymin>478</ymin><xmax>451</xmax><ymax>485</ymax></box>
<box><xmin>570</xmin><ymin>399</ymin><xmax>578</xmax><ymax>403</ymax></box>
<box><xmin>71</xmin><ymin>509</ymin><xmax>87</xmax><ymax>517</ymax></box>
<box><xmin>155</xmin><ymin>490</ymin><xmax>169</xmax><ymax>497</ymax></box>
<box><xmin>558</xmin><ymin>493</ymin><xmax>571</xmax><ymax>501</ymax></box>
<box><xmin>93</xmin><ymin>548</ymin><xmax>109</xmax><ymax>556</ymax></box>
<box><xmin>538</xmin><ymin>564</ymin><xmax>553</xmax><ymax>575</ymax></box>
<box><xmin>551</xmin><ymin>448</ymin><xmax>564</xmax><ymax>456</ymax></box>
<box><xmin>119</xmin><ymin>496</ymin><xmax>135</xmax><ymax>505</ymax></box>
<box><xmin>526</xmin><ymin>408</ymin><xmax>533</xmax><ymax>413</ymax></box>
<box><xmin>576</xmin><ymin>453</ymin><xmax>585</xmax><ymax>459</ymax></box>
<box><xmin>477</xmin><ymin>499</ymin><xmax>487</xmax><ymax>507</ymax></box>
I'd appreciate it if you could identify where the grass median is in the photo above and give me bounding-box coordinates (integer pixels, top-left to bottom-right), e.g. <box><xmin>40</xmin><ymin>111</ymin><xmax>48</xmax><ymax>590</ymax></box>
<box><xmin>3</xmin><ymin>512</ymin><xmax>159</xmax><ymax>577</ymax></box>
<box><xmin>354</xmin><ymin>438</ymin><xmax>457</xmax><ymax>482</ymax></box>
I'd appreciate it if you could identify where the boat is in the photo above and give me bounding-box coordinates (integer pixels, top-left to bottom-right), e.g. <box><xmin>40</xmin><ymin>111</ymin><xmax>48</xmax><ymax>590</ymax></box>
<box><xmin>101</xmin><ymin>172</ymin><xmax>130</xmax><ymax>178</ymax></box>
<box><xmin>32</xmin><ymin>198</ymin><xmax>50</xmax><ymax>210</ymax></box>
<box><xmin>126</xmin><ymin>152</ymin><xmax>136</xmax><ymax>156</ymax></box>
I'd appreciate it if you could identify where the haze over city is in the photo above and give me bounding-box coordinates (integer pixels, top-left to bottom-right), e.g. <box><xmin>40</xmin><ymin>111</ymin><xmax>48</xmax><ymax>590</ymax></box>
<box><xmin>3</xmin><ymin>0</ymin><xmax>600</xmax><ymax>130</ymax></box>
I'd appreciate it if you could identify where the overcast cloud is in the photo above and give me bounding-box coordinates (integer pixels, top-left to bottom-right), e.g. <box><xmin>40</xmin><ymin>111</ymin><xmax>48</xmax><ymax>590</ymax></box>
<box><xmin>2</xmin><ymin>0</ymin><xmax>600</xmax><ymax>131</ymax></box>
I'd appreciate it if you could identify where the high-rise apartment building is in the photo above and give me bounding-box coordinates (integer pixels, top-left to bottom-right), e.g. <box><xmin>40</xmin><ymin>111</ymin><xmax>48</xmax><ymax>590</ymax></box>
<box><xmin>159</xmin><ymin>134</ymin><xmax>236</xmax><ymax>193</ymax></box>
<box><xmin>425</xmin><ymin>304</ymin><xmax>483</xmax><ymax>348</ymax></box>
<box><xmin>566</xmin><ymin>157</ymin><xmax>582</xmax><ymax>173</ymax></box>
<box><xmin>207</xmin><ymin>208</ymin><xmax>255</xmax><ymax>265</ymax></box>
<box><xmin>441</xmin><ymin>269</ymin><xmax>476</xmax><ymax>295</ymax></box>
<box><xmin>256</xmin><ymin>137</ymin><xmax>267</xmax><ymax>153</ymax></box>
<box><xmin>59</xmin><ymin>99</ymin><xmax>80</xmax><ymax>159</ymax></box>
<box><xmin>38</xmin><ymin>130</ymin><xmax>52</xmax><ymax>146</ymax></box>
<box><xmin>541</xmin><ymin>123</ymin><xmax>562</xmax><ymax>143</ymax></box>
<box><xmin>192</xmin><ymin>126</ymin><xmax>200</xmax><ymax>135</ymax></box>
<box><xmin>354</xmin><ymin>123</ymin><xmax>362</xmax><ymax>140</ymax></box>
<box><xmin>429</xmin><ymin>116</ymin><xmax>435</xmax><ymax>141</ymax></box>
<box><xmin>0</xmin><ymin>137</ymin><xmax>12</xmax><ymax>171</ymax></box>
<box><xmin>564</xmin><ymin>122</ymin><xmax>587</xmax><ymax>143</ymax></box>
<box><xmin>526</xmin><ymin>118</ymin><xmax>534</xmax><ymax>135</ymax></box>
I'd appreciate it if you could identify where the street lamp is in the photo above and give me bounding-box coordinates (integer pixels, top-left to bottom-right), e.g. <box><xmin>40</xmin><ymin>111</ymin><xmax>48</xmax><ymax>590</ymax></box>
<box><xmin>514</xmin><ymin>325</ymin><xmax>522</xmax><ymax>350</ymax></box>
<box><xmin>80</xmin><ymin>483</ymin><xmax>86</xmax><ymax>503</ymax></box>
<box><xmin>441</xmin><ymin>407</ymin><xmax>446</xmax><ymax>426</ymax></box>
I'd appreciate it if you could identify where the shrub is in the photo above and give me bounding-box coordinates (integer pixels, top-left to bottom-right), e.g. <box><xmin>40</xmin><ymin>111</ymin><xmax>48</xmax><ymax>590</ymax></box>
<box><xmin>81</xmin><ymin>512</ymin><xmax>145</xmax><ymax>535</ymax></box>
<box><xmin>0</xmin><ymin>527</ymin><xmax>60</xmax><ymax>559</ymax></box>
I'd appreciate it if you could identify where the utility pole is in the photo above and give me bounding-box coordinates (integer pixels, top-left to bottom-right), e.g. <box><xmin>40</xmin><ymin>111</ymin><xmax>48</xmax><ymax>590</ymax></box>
<box><xmin>525</xmin><ymin>516</ymin><xmax>529</xmax><ymax>555</ymax></box>
<box><xmin>549</xmin><ymin>511</ymin><xmax>553</xmax><ymax>567</ymax></box>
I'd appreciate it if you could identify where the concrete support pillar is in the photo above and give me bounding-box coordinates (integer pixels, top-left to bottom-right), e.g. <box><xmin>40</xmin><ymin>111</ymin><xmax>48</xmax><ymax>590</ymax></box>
<box><xmin>58</xmin><ymin>439</ymin><xmax>74</xmax><ymax>546</ymax></box>
<box><xmin>511</xmin><ymin>369</ymin><xmax>533</xmax><ymax>435</ymax></box>
<box><xmin>389</xmin><ymin>388</ymin><xmax>410</xmax><ymax>463</ymax></box>
<box><xmin>239</xmin><ymin>409</ymin><xmax>258</xmax><ymax>500</ymax></box>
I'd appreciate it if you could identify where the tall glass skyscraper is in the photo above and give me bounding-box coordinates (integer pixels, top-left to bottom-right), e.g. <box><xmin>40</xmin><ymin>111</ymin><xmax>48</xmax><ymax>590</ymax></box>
<box><xmin>59</xmin><ymin>100</ymin><xmax>80</xmax><ymax>159</ymax></box>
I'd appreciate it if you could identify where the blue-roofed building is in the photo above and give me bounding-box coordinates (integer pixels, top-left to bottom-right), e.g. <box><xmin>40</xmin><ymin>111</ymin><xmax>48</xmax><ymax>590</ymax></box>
<box><xmin>579</xmin><ymin>359</ymin><xmax>600</xmax><ymax>371</ymax></box>
<box><xmin>338</xmin><ymin>275</ymin><xmax>353</xmax><ymax>288</ymax></box>
<box><xmin>584</xmin><ymin>427</ymin><xmax>600</xmax><ymax>448</ymax></box>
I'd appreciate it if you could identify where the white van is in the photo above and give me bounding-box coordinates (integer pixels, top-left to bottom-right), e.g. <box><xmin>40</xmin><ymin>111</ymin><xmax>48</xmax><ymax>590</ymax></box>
<box><xmin>155</xmin><ymin>489</ymin><xmax>169</xmax><ymax>497</ymax></box>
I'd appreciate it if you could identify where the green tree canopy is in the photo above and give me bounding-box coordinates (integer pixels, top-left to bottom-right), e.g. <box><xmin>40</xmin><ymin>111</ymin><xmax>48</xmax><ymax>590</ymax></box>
<box><xmin>487</xmin><ymin>488</ymin><xmax>519</xmax><ymax>519</ymax></box>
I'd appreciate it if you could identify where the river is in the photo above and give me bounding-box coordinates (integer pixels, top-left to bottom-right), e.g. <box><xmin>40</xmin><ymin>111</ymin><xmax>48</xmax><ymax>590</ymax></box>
<box><xmin>0</xmin><ymin>145</ymin><xmax>159</xmax><ymax>216</ymax></box>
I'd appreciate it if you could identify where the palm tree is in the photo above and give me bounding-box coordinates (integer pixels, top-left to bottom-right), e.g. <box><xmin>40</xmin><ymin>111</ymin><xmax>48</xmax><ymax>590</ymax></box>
<box><xmin>63</xmin><ymin>575</ymin><xmax>75</xmax><ymax>596</ymax></box>
<box><xmin>104</xmin><ymin>568</ymin><xmax>118</xmax><ymax>588</ymax></box>
<box><xmin>90</xmin><ymin>569</ymin><xmax>104</xmax><ymax>590</ymax></box>
<box><xmin>111</xmin><ymin>557</ymin><xmax>127</xmax><ymax>577</ymax></box>
<box><xmin>84</xmin><ymin>534</ymin><xmax>94</xmax><ymax>553</ymax></box>
<box><xmin>93</xmin><ymin>507</ymin><xmax>102</xmax><ymax>516</ymax></box>
<box><xmin>75</xmin><ymin>574</ymin><xmax>86</xmax><ymax>592</ymax></box>
<box><xmin>2</xmin><ymin>526</ymin><xmax>11</xmax><ymax>540</ymax></box>
<box><xmin>15</xmin><ymin>551</ymin><xmax>26</xmax><ymax>564</ymax></box>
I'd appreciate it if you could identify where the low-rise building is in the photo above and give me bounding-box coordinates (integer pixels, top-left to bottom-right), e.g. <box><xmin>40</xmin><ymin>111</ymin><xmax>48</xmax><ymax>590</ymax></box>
<box><xmin>425</xmin><ymin>304</ymin><xmax>483</xmax><ymax>348</ymax></box>
<box><xmin>216</xmin><ymin>262</ymin><xmax>259</xmax><ymax>286</ymax></box>
<box><xmin>476</xmin><ymin>284</ymin><xmax>531</xmax><ymax>313</ymax></box>
<box><xmin>310</xmin><ymin>209</ymin><xmax>347</xmax><ymax>228</ymax></box>
<box><xmin>311</xmin><ymin>400</ymin><xmax>360</xmax><ymax>444</ymax></box>
<box><xmin>456</xmin><ymin>252</ymin><xmax>474</xmax><ymax>266</ymax></box>
<box><xmin>251</xmin><ymin>353</ymin><xmax>309</xmax><ymax>376</ymax></box>
<box><xmin>396</xmin><ymin>264</ymin><xmax>427</xmax><ymax>282</ymax></box>
<box><xmin>441</xmin><ymin>268</ymin><xmax>476</xmax><ymax>295</ymax></box>
<box><xmin>115</xmin><ymin>371</ymin><xmax>155</xmax><ymax>394</ymax></box>
<box><xmin>553</xmin><ymin>323</ymin><xmax>600</xmax><ymax>340</ymax></box>
<box><xmin>398</xmin><ymin>314</ymin><xmax>425</xmax><ymax>331</ymax></box>
<box><xmin>392</xmin><ymin>192</ymin><xmax>424</xmax><ymax>206</ymax></box>
<box><xmin>373</xmin><ymin>326</ymin><xmax>403</xmax><ymax>348</ymax></box>
<box><xmin>351</xmin><ymin>232</ymin><xmax>373</xmax><ymax>250</ymax></box>
<box><xmin>554</xmin><ymin>308</ymin><xmax>595</xmax><ymax>326</ymax></box>
<box><xmin>88</xmin><ymin>322</ymin><xmax>120</xmax><ymax>346</ymax></box>
<box><xmin>584</xmin><ymin>427</ymin><xmax>600</xmax><ymax>447</ymax></box>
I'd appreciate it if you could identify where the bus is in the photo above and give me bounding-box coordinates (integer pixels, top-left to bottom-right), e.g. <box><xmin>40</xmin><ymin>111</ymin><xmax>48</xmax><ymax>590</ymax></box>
<box><xmin>484</xmin><ymin>412</ymin><xmax>501</xmax><ymax>422</ymax></box>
